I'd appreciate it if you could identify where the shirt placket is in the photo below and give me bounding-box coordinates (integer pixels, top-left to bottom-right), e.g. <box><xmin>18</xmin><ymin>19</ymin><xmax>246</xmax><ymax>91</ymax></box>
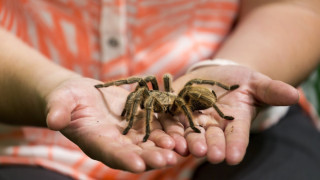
<box><xmin>100</xmin><ymin>0</ymin><xmax>128</xmax><ymax>78</ymax></box>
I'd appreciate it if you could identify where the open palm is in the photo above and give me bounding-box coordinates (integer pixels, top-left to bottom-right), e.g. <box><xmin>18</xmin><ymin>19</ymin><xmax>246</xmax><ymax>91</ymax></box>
<box><xmin>45</xmin><ymin>77</ymin><xmax>178</xmax><ymax>173</ymax></box>
<box><xmin>165</xmin><ymin>65</ymin><xmax>299</xmax><ymax>165</ymax></box>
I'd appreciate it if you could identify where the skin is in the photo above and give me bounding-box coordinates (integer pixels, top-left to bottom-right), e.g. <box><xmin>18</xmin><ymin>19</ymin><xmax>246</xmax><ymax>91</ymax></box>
<box><xmin>0</xmin><ymin>0</ymin><xmax>319</xmax><ymax>173</ymax></box>
<box><xmin>0</xmin><ymin>28</ymin><xmax>177</xmax><ymax>172</ymax></box>
<box><xmin>216</xmin><ymin>0</ymin><xmax>320</xmax><ymax>85</ymax></box>
<box><xmin>168</xmin><ymin>0</ymin><xmax>320</xmax><ymax>165</ymax></box>
<box><xmin>170</xmin><ymin>66</ymin><xmax>299</xmax><ymax>165</ymax></box>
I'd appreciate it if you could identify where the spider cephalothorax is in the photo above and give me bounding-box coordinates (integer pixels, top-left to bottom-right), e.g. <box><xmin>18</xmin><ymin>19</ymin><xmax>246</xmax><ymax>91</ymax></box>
<box><xmin>95</xmin><ymin>74</ymin><xmax>239</xmax><ymax>142</ymax></box>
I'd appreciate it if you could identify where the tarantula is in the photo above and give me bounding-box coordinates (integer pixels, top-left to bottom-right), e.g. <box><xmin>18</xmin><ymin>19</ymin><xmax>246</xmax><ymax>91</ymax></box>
<box><xmin>95</xmin><ymin>74</ymin><xmax>239</xmax><ymax>142</ymax></box>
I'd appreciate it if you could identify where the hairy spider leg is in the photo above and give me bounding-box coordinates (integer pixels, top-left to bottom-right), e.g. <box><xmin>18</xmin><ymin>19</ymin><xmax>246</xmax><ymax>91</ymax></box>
<box><xmin>122</xmin><ymin>88</ymin><xmax>147</xmax><ymax>135</ymax></box>
<box><xmin>95</xmin><ymin>76</ymin><xmax>160</xmax><ymax>90</ymax></box>
<box><xmin>211</xmin><ymin>90</ymin><xmax>217</xmax><ymax>99</ymax></box>
<box><xmin>143</xmin><ymin>96</ymin><xmax>163</xmax><ymax>142</ymax></box>
<box><xmin>128</xmin><ymin>87</ymin><xmax>150</xmax><ymax>120</ymax></box>
<box><xmin>189</xmin><ymin>91</ymin><xmax>234</xmax><ymax>120</ymax></box>
<box><xmin>173</xmin><ymin>97</ymin><xmax>201</xmax><ymax>133</ymax></box>
<box><xmin>121</xmin><ymin>84</ymin><xmax>149</xmax><ymax>117</ymax></box>
<box><xmin>144</xmin><ymin>75</ymin><xmax>159</xmax><ymax>90</ymax></box>
<box><xmin>94</xmin><ymin>77</ymin><xmax>148</xmax><ymax>88</ymax></box>
<box><xmin>185</xmin><ymin>79</ymin><xmax>239</xmax><ymax>90</ymax></box>
<box><xmin>95</xmin><ymin>76</ymin><xmax>157</xmax><ymax>117</ymax></box>
<box><xmin>212</xmin><ymin>103</ymin><xmax>234</xmax><ymax>120</ymax></box>
<box><xmin>177</xmin><ymin>86</ymin><xmax>189</xmax><ymax>97</ymax></box>
<box><xmin>163</xmin><ymin>73</ymin><xmax>173</xmax><ymax>92</ymax></box>
<box><xmin>121</xmin><ymin>92</ymin><xmax>135</xmax><ymax>117</ymax></box>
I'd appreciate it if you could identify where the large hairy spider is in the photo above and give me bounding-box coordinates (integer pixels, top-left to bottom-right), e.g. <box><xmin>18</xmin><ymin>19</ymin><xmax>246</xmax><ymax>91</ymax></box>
<box><xmin>95</xmin><ymin>74</ymin><xmax>239</xmax><ymax>142</ymax></box>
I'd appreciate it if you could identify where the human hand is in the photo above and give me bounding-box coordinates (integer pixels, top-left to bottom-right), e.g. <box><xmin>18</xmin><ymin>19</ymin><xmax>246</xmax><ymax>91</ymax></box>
<box><xmin>163</xmin><ymin>65</ymin><xmax>299</xmax><ymax>165</ymax></box>
<box><xmin>45</xmin><ymin>77</ymin><xmax>178</xmax><ymax>172</ymax></box>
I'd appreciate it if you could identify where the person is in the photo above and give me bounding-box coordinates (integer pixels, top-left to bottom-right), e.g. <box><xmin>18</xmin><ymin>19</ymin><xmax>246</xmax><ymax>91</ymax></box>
<box><xmin>0</xmin><ymin>0</ymin><xmax>319</xmax><ymax>179</ymax></box>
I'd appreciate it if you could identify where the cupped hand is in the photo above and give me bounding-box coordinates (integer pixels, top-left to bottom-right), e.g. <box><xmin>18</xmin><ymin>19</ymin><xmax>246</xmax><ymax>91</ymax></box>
<box><xmin>44</xmin><ymin>77</ymin><xmax>178</xmax><ymax>173</ymax></box>
<box><xmin>163</xmin><ymin>65</ymin><xmax>299</xmax><ymax>165</ymax></box>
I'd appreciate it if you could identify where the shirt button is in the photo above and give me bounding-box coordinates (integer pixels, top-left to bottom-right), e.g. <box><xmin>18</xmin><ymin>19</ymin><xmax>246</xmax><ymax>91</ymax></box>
<box><xmin>107</xmin><ymin>37</ymin><xmax>119</xmax><ymax>48</ymax></box>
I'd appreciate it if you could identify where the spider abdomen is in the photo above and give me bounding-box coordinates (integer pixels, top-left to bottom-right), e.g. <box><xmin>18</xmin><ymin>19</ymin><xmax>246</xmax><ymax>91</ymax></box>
<box><xmin>182</xmin><ymin>86</ymin><xmax>217</xmax><ymax>111</ymax></box>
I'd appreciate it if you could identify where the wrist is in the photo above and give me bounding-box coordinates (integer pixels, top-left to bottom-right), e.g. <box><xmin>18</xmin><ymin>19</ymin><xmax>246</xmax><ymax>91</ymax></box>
<box><xmin>28</xmin><ymin>67</ymin><xmax>81</xmax><ymax>128</ymax></box>
<box><xmin>35</xmin><ymin>67</ymin><xmax>81</xmax><ymax>101</ymax></box>
<box><xmin>187</xmin><ymin>58</ymin><xmax>243</xmax><ymax>73</ymax></box>
<box><xmin>0</xmin><ymin>28</ymin><xmax>82</xmax><ymax>127</ymax></box>
<box><xmin>36</xmin><ymin>68</ymin><xmax>81</xmax><ymax>127</ymax></box>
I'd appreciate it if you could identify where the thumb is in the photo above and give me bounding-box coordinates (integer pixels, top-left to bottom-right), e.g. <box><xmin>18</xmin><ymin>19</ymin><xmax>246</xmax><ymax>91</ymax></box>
<box><xmin>46</xmin><ymin>91</ymin><xmax>75</xmax><ymax>130</ymax></box>
<box><xmin>254</xmin><ymin>78</ymin><xmax>299</xmax><ymax>106</ymax></box>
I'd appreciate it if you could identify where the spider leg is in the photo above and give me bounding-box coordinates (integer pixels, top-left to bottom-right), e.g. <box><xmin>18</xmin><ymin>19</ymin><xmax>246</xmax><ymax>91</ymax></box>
<box><xmin>121</xmin><ymin>91</ymin><xmax>136</xmax><ymax>117</ymax></box>
<box><xmin>210</xmin><ymin>89</ymin><xmax>234</xmax><ymax>119</ymax></box>
<box><xmin>122</xmin><ymin>88</ymin><xmax>145</xmax><ymax>135</ymax></box>
<box><xmin>144</xmin><ymin>75</ymin><xmax>159</xmax><ymax>90</ymax></box>
<box><xmin>142</xmin><ymin>97</ymin><xmax>162</xmax><ymax>142</ymax></box>
<box><xmin>121</xmin><ymin>88</ymin><xmax>142</xmax><ymax>118</ymax></box>
<box><xmin>95</xmin><ymin>77</ymin><xmax>148</xmax><ymax>88</ymax></box>
<box><xmin>188</xmin><ymin>91</ymin><xmax>234</xmax><ymax>120</ymax></box>
<box><xmin>121</xmin><ymin>109</ymin><xmax>127</xmax><ymax>117</ymax></box>
<box><xmin>121</xmin><ymin>85</ymin><xmax>151</xmax><ymax>118</ymax></box>
<box><xmin>173</xmin><ymin>97</ymin><xmax>201</xmax><ymax>133</ymax></box>
<box><xmin>211</xmin><ymin>90</ymin><xmax>217</xmax><ymax>100</ymax></box>
<box><xmin>163</xmin><ymin>73</ymin><xmax>174</xmax><ymax>92</ymax></box>
<box><xmin>212</xmin><ymin>103</ymin><xmax>234</xmax><ymax>120</ymax></box>
<box><xmin>185</xmin><ymin>79</ymin><xmax>239</xmax><ymax>90</ymax></box>
<box><xmin>178</xmin><ymin>86</ymin><xmax>192</xmax><ymax>97</ymax></box>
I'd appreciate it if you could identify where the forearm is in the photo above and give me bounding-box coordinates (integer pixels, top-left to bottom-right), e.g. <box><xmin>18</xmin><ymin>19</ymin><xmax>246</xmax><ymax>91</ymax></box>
<box><xmin>215</xmin><ymin>0</ymin><xmax>320</xmax><ymax>86</ymax></box>
<box><xmin>0</xmin><ymin>28</ymin><xmax>79</xmax><ymax>126</ymax></box>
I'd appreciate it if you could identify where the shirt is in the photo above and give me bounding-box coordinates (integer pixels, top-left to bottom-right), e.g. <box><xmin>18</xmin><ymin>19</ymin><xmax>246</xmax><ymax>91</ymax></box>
<box><xmin>0</xmin><ymin>0</ymin><xmax>239</xmax><ymax>179</ymax></box>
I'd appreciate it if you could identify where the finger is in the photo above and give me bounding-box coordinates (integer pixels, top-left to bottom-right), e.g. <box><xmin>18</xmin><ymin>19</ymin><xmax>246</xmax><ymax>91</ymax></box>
<box><xmin>147</xmin><ymin>129</ymin><xmax>175</xmax><ymax>149</ymax></box>
<box><xmin>147</xmin><ymin>117</ymin><xmax>175</xmax><ymax>149</ymax></box>
<box><xmin>67</xmin><ymin>127</ymin><xmax>176</xmax><ymax>172</ymax></box>
<box><xmin>139</xmin><ymin>141</ymin><xmax>178</xmax><ymax>168</ymax></box>
<box><xmin>170</xmin><ymin>132</ymin><xmax>189</xmax><ymax>156</ymax></box>
<box><xmin>205</xmin><ymin>125</ymin><xmax>226</xmax><ymax>164</ymax></box>
<box><xmin>253</xmin><ymin>75</ymin><xmax>299</xmax><ymax>106</ymax></box>
<box><xmin>224</xmin><ymin>114</ymin><xmax>251</xmax><ymax>165</ymax></box>
<box><xmin>124</xmin><ymin>116</ymin><xmax>176</xmax><ymax>148</ymax></box>
<box><xmin>76</xmin><ymin>134</ymin><xmax>147</xmax><ymax>173</ymax></box>
<box><xmin>185</xmin><ymin>126</ymin><xmax>207</xmax><ymax>157</ymax></box>
<box><xmin>103</xmin><ymin>144</ymin><xmax>146</xmax><ymax>172</ymax></box>
<box><xmin>159</xmin><ymin>114</ymin><xmax>188</xmax><ymax>156</ymax></box>
<box><xmin>125</xmin><ymin>128</ymin><xmax>178</xmax><ymax>168</ymax></box>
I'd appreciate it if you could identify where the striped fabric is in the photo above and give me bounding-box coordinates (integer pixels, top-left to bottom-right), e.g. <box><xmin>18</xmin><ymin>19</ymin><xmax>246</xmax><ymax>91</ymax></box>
<box><xmin>0</xmin><ymin>0</ymin><xmax>239</xmax><ymax>179</ymax></box>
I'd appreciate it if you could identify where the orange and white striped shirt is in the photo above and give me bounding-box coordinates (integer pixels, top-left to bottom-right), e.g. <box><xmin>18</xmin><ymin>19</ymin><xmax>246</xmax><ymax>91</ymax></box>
<box><xmin>0</xmin><ymin>0</ymin><xmax>239</xmax><ymax>179</ymax></box>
